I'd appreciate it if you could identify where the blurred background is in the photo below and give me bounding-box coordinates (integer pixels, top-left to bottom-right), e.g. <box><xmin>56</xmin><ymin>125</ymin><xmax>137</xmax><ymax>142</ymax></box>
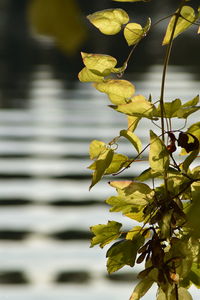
<box><xmin>0</xmin><ymin>0</ymin><xmax>199</xmax><ymax>299</ymax></box>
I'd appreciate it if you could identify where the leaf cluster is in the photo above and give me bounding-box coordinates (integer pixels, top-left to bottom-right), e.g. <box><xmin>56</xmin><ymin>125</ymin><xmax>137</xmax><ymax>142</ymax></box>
<box><xmin>79</xmin><ymin>0</ymin><xmax>200</xmax><ymax>299</ymax></box>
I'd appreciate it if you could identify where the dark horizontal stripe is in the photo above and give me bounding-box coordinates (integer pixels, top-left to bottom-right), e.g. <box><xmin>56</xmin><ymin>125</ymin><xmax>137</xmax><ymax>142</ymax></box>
<box><xmin>49</xmin><ymin>230</ymin><xmax>92</xmax><ymax>241</ymax></box>
<box><xmin>0</xmin><ymin>199</ymin><xmax>32</xmax><ymax>206</ymax></box>
<box><xmin>0</xmin><ymin>230</ymin><xmax>31</xmax><ymax>240</ymax></box>
<box><xmin>0</xmin><ymin>271</ymin><xmax>29</xmax><ymax>284</ymax></box>
<box><xmin>106</xmin><ymin>272</ymin><xmax>137</xmax><ymax>282</ymax></box>
<box><xmin>49</xmin><ymin>199</ymin><xmax>105</xmax><ymax>207</ymax></box>
<box><xmin>55</xmin><ymin>271</ymin><xmax>90</xmax><ymax>284</ymax></box>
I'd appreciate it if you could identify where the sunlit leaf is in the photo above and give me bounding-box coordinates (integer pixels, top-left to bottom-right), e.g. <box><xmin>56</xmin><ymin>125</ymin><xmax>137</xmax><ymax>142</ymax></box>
<box><xmin>81</xmin><ymin>52</ymin><xmax>117</xmax><ymax>76</ymax></box>
<box><xmin>124</xmin><ymin>23</ymin><xmax>143</xmax><ymax>46</ymax></box>
<box><xmin>106</xmin><ymin>236</ymin><xmax>144</xmax><ymax>273</ymax></box>
<box><xmin>127</xmin><ymin>116</ymin><xmax>141</xmax><ymax>132</ymax></box>
<box><xmin>89</xmin><ymin>140</ymin><xmax>106</xmax><ymax>160</ymax></box>
<box><xmin>156</xmin><ymin>99</ymin><xmax>182</xmax><ymax>118</ymax></box>
<box><xmin>107</xmin><ymin>181</ymin><xmax>153</xmax><ymax>214</ymax></box>
<box><xmin>129</xmin><ymin>278</ymin><xmax>154</xmax><ymax>300</ymax></box>
<box><xmin>126</xmin><ymin>226</ymin><xmax>143</xmax><ymax>240</ymax></box>
<box><xmin>87</xmin><ymin>9</ymin><xmax>129</xmax><ymax>35</ymax></box>
<box><xmin>182</xmin><ymin>148</ymin><xmax>199</xmax><ymax>172</ymax></box>
<box><xmin>177</xmin><ymin>95</ymin><xmax>200</xmax><ymax>118</ymax></box>
<box><xmin>120</xmin><ymin>129</ymin><xmax>142</xmax><ymax>153</ymax></box>
<box><xmin>149</xmin><ymin>131</ymin><xmax>169</xmax><ymax>173</ymax></box>
<box><xmin>94</xmin><ymin>79</ymin><xmax>135</xmax><ymax>104</ymax></box>
<box><xmin>89</xmin><ymin>148</ymin><xmax>114</xmax><ymax>189</ymax></box>
<box><xmin>105</xmin><ymin>153</ymin><xmax>129</xmax><ymax>174</ymax></box>
<box><xmin>78</xmin><ymin>67</ymin><xmax>104</xmax><ymax>82</ymax></box>
<box><xmin>110</xmin><ymin>94</ymin><xmax>155</xmax><ymax>118</ymax></box>
<box><xmin>189</xmin><ymin>263</ymin><xmax>200</xmax><ymax>288</ymax></box>
<box><xmin>90</xmin><ymin>221</ymin><xmax>122</xmax><ymax>248</ymax></box>
<box><xmin>163</xmin><ymin>6</ymin><xmax>196</xmax><ymax>45</ymax></box>
<box><xmin>124</xmin><ymin>18</ymin><xmax>151</xmax><ymax>46</ymax></box>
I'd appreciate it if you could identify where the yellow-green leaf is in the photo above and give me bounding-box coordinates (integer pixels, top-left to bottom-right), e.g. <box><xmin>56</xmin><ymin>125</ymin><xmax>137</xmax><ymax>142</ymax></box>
<box><xmin>89</xmin><ymin>140</ymin><xmax>106</xmax><ymax>160</ymax></box>
<box><xmin>90</xmin><ymin>221</ymin><xmax>122</xmax><ymax>248</ymax></box>
<box><xmin>94</xmin><ymin>79</ymin><xmax>135</xmax><ymax>104</ymax></box>
<box><xmin>149</xmin><ymin>130</ymin><xmax>169</xmax><ymax>173</ymax></box>
<box><xmin>105</xmin><ymin>153</ymin><xmax>129</xmax><ymax>174</ymax></box>
<box><xmin>163</xmin><ymin>6</ymin><xmax>196</xmax><ymax>45</ymax></box>
<box><xmin>127</xmin><ymin>115</ymin><xmax>141</xmax><ymax>132</ymax></box>
<box><xmin>89</xmin><ymin>148</ymin><xmax>114</xmax><ymax>190</ymax></box>
<box><xmin>177</xmin><ymin>95</ymin><xmax>200</xmax><ymax>119</ymax></box>
<box><xmin>87</xmin><ymin>9</ymin><xmax>129</xmax><ymax>35</ymax></box>
<box><xmin>126</xmin><ymin>225</ymin><xmax>143</xmax><ymax>240</ymax></box>
<box><xmin>110</xmin><ymin>94</ymin><xmax>155</xmax><ymax>118</ymax></box>
<box><xmin>78</xmin><ymin>67</ymin><xmax>104</xmax><ymax>82</ymax></box>
<box><xmin>106</xmin><ymin>237</ymin><xmax>144</xmax><ymax>273</ymax></box>
<box><xmin>120</xmin><ymin>129</ymin><xmax>142</xmax><ymax>153</ymax></box>
<box><xmin>157</xmin><ymin>287</ymin><xmax>192</xmax><ymax>300</ymax></box>
<box><xmin>124</xmin><ymin>23</ymin><xmax>143</xmax><ymax>46</ymax></box>
<box><xmin>156</xmin><ymin>99</ymin><xmax>182</xmax><ymax>118</ymax></box>
<box><xmin>124</xmin><ymin>18</ymin><xmax>151</xmax><ymax>46</ymax></box>
<box><xmin>81</xmin><ymin>52</ymin><xmax>117</xmax><ymax>76</ymax></box>
<box><xmin>129</xmin><ymin>278</ymin><xmax>154</xmax><ymax>300</ymax></box>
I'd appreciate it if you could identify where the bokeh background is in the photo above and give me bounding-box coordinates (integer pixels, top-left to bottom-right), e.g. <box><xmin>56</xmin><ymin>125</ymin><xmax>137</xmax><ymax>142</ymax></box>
<box><xmin>0</xmin><ymin>1</ymin><xmax>199</xmax><ymax>299</ymax></box>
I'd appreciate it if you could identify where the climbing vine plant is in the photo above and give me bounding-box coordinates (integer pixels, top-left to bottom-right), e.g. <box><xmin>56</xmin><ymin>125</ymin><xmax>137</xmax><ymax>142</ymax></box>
<box><xmin>79</xmin><ymin>0</ymin><xmax>200</xmax><ymax>299</ymax></box>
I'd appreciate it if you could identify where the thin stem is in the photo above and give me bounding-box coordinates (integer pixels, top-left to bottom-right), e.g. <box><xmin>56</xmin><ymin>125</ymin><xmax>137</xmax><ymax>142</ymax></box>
<box><xmin>159</xmin><ymin>0</ymin><xmax>187</xmax><ymax>207</ymax></box>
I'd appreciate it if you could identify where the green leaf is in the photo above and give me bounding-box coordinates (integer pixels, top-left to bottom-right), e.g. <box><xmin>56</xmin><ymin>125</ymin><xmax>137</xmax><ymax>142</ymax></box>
<box><xmin>163</xmin><ymin>6</ymin><xmax>196</xmax><ymax>45</ymax></box>
<box><xmin>78</xmin><ymin>67</ymin><xmax>104</xmax><ymax>83</ymax></box>
<box><xmin>87</xmin><ymin>9</ymin><xmax>129</xmax><ymax>35</ymax></box>
<box><xmin>126</xmin><ymin>225</ymin><xmax>143</xmax><ymax>240</ymax></box>
<box><xmin>89</xmin><ymin>140</ymin><xmax>106</xmax><ymax>160</ymax></box>
<box><xmin>110</xmin><ymin>94</ymin><xmax>156</xmax><ymax>118</ymax></box>
<box><xmin>120</xmin><ymin>129</ymin><xmax>142</xmax><ymax>154</ymax></box>
<box><xmin>90</xmin><ymin>221</ymin><xmax>122</xmax><ymax>248</ymax></box>
<box><xmin>105</xmin><ymin>153</ymin><xmax>129</xmax><ymax>174</ymax></box>
<box><xmin>89</xmin><ymin>148</ymin><xmax>114</xmax><ymax>190</ymax></box>
<box><xmin>94</xmin><ymin>79</ymin><xmax>135</xmax><ymax>105</ymax></box>
<box><xmin>106</xmin><ymin>236</ymin><xmax>144</xmax><ymax>273</ymax></box>
<box><xmin>149</xmin><ymin>130</ymin><xmax>169</xmax><ymax>173</ymax></box>
<box><xmin>129</xmin><ymin>278</ymin><xmax>154</xmax><ymax>300</ymax></box>
<box><xmin>177</xmin><ymin>95</ymin><xmax>200</xmax><ymax>118</ymax></box>
<box><xmin>81</xmin><ymin>52</ymin><xmax>117</xmax><ymax>76</ymax></box>
<box><xmin>124</xmin><ymin>18</ymin><xmax>151</xmax><ymax>46</ymax></box>
<box><xmin>189</xmin><ymin>263</ymin><xmax>200</xmax><ymax>288</ymax></box>
<box><xmin>156</xmin><ymin>99</ymin><xmax>182</xmax><ymax>118</ymax></box>
<box><xmin>160</xmin><ymin>210</ymin><xmax>173</xmax><ymax>239</ymax></box>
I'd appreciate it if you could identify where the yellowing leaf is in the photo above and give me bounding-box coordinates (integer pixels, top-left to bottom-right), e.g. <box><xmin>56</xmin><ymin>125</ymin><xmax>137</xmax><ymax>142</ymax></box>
<box><xmin>110</xmin><ymin>94</ymin><xmax>155</xmax><ymax>118</ymax></box>
<box><xmin>126</xmin><ymin>225</ymin><xmax>143</xmax><ymax>240</ymax></box>
<box><xmin>90</xmin><ymin>221</ymin><xmax>122</xmax><ymax>248</ymax></box>
<box><xmin>81</xmin><ymin>52</ymin><xmax>117</xmax><ymax>76</ymax></box>
<box><xmin>127</xmin><ymin>115</ymin><xmax>141</xmax><ymax>132</ymax></box>
<box><xmin>149</xmin><ymin>130</ymin><xmax>169</xmax><ymax>173</ymax></box>
<box><xmin>78</xmin><ymin>67</ymin><xmax>104</xmax><ymax>82</ymax></box>
<box><xmin>89</xmin><ymin>140</ymin><xmax>106</xmax><ymax>160</ymax></box>
<box><xmin>87</xmin><ymin>9</ymin><xmax>129</xmax><ymax>35</ymax></box>
<box><xmin>89</xmin><ymin>148</ymin><xmax>114</xmax><ymax>190</ymax></box>
<box><xmin>124</xmin><ymin>23</ymin><xmax>143</xmax><ymax>46</ymax></box>
<box><xmin>120</xmin><ymin>129</ymin><xmax>142</xmax><ymax>153</ymax></box>
<box><xmin>156</xmin><ymin>99</ymin><xmax>182</xmax><ymax>118</ymax></box>
<box><xmin>198</xmin><ymin>26</ymin><xmax>200</xmax><ymax>34</ymax></box>
<box><xmin>163</xmin><ymin>6</ymin><xmax>196</xmax><ymax>45</ymax></box>
<box><xmin>94</xmin><ymin>79</ymin><xmax>135</xmax><ymax>104</ymax></box>
<box><xmin>124</xmin><ymin>18</ymin><xmax>151</xmax><ymax>46</ymax></box>
<box><xmin>177</xmin><ymin>95</ymin><xmax>200</xmax><ymax>119</ymax></box>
